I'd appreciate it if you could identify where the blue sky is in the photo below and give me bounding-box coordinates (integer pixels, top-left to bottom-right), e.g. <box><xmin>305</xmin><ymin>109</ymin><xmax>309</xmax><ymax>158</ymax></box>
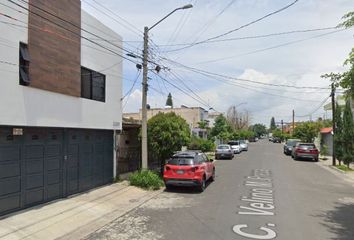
<box><xmin>82</xmin><ymin>0</ymin><xmax>353</xmax><ymax>126</ymax></box>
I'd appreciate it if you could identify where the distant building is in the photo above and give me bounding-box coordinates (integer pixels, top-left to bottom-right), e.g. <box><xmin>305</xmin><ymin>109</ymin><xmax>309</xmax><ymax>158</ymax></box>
<box><xmin>124</xmin><ymin>106</ymin><xmax>209</xmax><ymax>138</ymax></box>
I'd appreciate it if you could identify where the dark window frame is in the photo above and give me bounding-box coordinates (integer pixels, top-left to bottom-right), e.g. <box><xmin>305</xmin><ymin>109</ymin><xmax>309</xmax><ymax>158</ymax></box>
<box><xmin>19</xmin><ymin>42</ymin><xmax>30</xmax><ymax>86</ymax></box>
<box><xmin>81</xmin><ymin>66</ymin><xmax>106</xmax><ymax>102</ymax></box>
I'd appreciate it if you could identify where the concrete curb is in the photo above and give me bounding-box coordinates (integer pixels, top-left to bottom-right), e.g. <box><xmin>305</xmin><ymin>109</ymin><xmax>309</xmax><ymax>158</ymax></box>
<box><xmin>329</xmin><ymin>165</ymin><xmax>346</xmax><ymax>174</ymax></box>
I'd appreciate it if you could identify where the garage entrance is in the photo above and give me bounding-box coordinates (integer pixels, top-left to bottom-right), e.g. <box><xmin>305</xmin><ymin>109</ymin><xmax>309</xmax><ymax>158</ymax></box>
<box><xmin>0</xmin><ymin>127</ymin><xmax>113</xmax><ymax>216</ymax></box>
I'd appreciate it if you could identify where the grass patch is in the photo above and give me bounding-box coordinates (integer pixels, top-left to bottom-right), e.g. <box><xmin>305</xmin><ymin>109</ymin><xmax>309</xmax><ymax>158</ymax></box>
<box><xmin>129</xmin><ymin>170</ymin><xmax>164</xmax><ymax>190</ymax></box>
<box><xmin>336</xmin><ymin>165</ymin><xmax>354</xmax><ymax>172</ymax></box>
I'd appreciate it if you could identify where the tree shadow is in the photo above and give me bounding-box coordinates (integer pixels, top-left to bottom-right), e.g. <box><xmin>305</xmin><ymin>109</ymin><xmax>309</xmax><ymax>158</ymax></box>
<box><xmin>314</xmin><ymin>201</ymin><xmax>354</xmax><ymax>240</ymax></box>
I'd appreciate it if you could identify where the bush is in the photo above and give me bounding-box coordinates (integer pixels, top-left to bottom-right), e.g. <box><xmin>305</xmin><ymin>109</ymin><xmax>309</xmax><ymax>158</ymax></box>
<box><xmin>129</xmin><ymin>170</ymin><xmax>164</xmax><ymax>190</ymax></box>
<box><xmin>188</xmin><ymin>136</ymin><xmax>215</xmax><ymax>152</ymax></box>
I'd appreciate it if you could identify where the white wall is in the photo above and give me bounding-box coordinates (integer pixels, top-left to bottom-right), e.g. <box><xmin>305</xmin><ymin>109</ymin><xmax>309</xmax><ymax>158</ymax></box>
<box><xmin>0</xmin><ymin>6</ymin><xmax>123</xmax><ymax>130</ymax></box>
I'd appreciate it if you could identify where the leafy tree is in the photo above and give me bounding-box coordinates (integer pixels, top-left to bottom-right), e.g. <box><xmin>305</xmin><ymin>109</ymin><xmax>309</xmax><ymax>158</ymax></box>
<box><xmin>165</xmin><ymin>93</ymin><xmax>173</xmax><ymax>108</ymax></box>
<box><xmin>270</xmin><ymin>117</ymin><xmax>276</xmax><ymax>131</ymax></box>
<box><xmin>293</xmin><ymin>121</ymin><xmax>321</xmax><ymax>143</ymax></box>
<box><xmin>197</xmin><ymin>120</ymin><xmax>208</xmax><ymax>129</ymax></box>
<box><xmin>342</xmin><ymin>99</ymin><xmax>354</xmax><ymax>167</ymax></box>
<box><xmin>334</xmin><ymin>103</ymin><xmax>344</xmax><ymax>165</ymax></box>
<box><xmin>249</xmin><ymin>123</ymin><xmax>267</xmax><ymax>137</ymax></box>
<box><xmin>147</xmin><ymin>112</ymin><xmax>190</xmax><ymax>170</ymax></box>
<box><xmin>210</xmin><ymin>115</ymin><xmax>232</xmax><ymax>142</ymax></box>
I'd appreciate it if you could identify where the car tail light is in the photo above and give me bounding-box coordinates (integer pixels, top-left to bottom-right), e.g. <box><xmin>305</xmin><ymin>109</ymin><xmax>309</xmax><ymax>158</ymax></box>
<box><xmin>311</xmin><ymin>149</ymin><xmax>319</xmax><ymax>154</ymax></box>
<box><xmin>164</xmin><ymin>166</ymin><xmax>171</xmax><ymax>171</ymax></box>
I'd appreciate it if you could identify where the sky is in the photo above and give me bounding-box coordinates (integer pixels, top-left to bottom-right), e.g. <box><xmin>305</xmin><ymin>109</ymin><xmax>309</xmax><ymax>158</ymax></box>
<box><xmin>82</xmin><ymin>0</ymin><xmax>354</xmax><ymax>126</ymax></box>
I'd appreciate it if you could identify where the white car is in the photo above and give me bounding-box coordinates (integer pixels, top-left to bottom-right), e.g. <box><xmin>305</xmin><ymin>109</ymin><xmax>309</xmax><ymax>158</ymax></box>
<box><xmin>239</xmin><ymin>140</ymin><xmax>248</xmax><ymax>151</ymax></box>
<box><xmin>228</xmin><ymin>141</ymin><xmax>241</xmax><ymax>154</ymax></box>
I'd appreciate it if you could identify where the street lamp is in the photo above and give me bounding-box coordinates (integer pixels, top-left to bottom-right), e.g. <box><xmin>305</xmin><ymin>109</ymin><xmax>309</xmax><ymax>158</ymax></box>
<box><xmin>141</xmin><ymin>4</ymin><xmax>193</xmax><ymax>169</ymax></box>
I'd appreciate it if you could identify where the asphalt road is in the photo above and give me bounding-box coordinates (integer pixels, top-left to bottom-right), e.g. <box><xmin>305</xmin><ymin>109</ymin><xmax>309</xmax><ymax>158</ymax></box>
<box><xmin>85</xmin><ymin>140</ymin><xmax>354</xmax><ymax>240</ymax></box>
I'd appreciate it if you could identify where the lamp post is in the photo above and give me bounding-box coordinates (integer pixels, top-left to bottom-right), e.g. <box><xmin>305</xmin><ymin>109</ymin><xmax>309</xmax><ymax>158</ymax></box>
<box><xmin>141</xmin><ymin>4</ymin><xmax>193</xmax><ymax>169</ymax></box>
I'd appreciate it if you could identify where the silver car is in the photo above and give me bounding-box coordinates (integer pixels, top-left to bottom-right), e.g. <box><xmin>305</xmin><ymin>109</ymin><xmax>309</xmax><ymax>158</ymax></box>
<box><xmin>228</xmin><ymin>140</ymin><xmax>241</xmax><ymax>154</ymax></box>
<box><xmin>215</xmin><ymin>144</ymin><xmax>234</xmax><ymax>160</ymax></box>
<box><xmin>239</xmin><ymin>140</ymin><xmax>248</xmax><ymax>151</ymax></box>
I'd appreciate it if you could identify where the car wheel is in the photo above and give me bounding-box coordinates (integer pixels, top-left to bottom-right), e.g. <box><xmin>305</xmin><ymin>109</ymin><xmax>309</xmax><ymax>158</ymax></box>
<box><xmin>211</xmin><ymin>169</ymin><xmax>216</xmax><ymax>181</ymax></box>
<box><xmin>197</xmin><ymin>177</ymin><xmax>206</xmax><ymax>192</ymax></box>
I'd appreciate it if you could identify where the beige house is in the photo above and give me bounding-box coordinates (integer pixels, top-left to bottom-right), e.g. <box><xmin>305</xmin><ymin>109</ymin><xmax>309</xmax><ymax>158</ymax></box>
<box><xmin>124</xmin><ymin>106</ymin><xmax>209</xmax><ymax>138</ymax></box>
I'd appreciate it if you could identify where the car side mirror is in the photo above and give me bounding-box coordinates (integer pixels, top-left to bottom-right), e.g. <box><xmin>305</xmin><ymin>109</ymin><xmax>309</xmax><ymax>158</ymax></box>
<box><xmin>210</xmin><ymin>159</ymin><xmax>214</xmax><ymax>162</ymax></box>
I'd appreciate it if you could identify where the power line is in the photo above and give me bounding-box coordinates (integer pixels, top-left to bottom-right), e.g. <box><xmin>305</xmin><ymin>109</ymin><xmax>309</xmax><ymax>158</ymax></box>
<box><xmin>162</xmin><ymin>57</ymin><xmax>331</xmax><ymax>90</ymax></box>
<box><xmin>296</xmin><ymin>96</ymin><xmax>330</xmax><ymax>118</ymax></box>
<box><xmin>6</xmin><ymin>0</ymin><xmax>137</xmax><ymax>65</ymax></box>
<box><xmin>158</xmin><ymin>26</ymin><xmax>338</xmax><ymax>47</ymax></box>
<box><xmin>164</xmin><ymin>0</ymin><xmax>299</xmax><ymax>52</ymax></box>
<box><xmin>197</xmin><ymin>28</ymin><xmax>348</xmax><ymax>64</ymax></box>
<box><xmin>152</xmin><ymin>71</ymin><xmax>218</xmax><ymax>111</ymax></box>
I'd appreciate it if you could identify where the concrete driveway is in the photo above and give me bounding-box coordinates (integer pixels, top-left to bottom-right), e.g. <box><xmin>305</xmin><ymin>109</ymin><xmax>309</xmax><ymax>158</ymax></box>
<box><xmin>0</xmin><ymin>182</ymin><xmax>161</xmax><ymax>240</ymax></box>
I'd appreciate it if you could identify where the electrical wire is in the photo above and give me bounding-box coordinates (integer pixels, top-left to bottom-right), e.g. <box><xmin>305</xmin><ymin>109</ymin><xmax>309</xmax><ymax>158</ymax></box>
<box><xmin>162</xmin><ymin>57</ymin><xmax>331</xmax><ymax>90</ymax></box>
<box><xmin>164</xmin><ymin>0</ymin><xmax>299</xmax><ymax>52</ymax></box>
<box><xmin>158</xmin><ymin>27</ymin><xmax>338</xmax><ymax>47</ymax></box>
<box><xmin>197</xmin><ymin>28</ymin><xmax>348</xmax><ymax>64</ymax></box>
<box><xmin>5</xmin><ymin>0</ymin><xmax>137</xmax><ymax>65</ymax></box>
<box><xmin>296</xmin><ymin>96</ymin><xmax>331</xmax><ymax>118</ymax></box>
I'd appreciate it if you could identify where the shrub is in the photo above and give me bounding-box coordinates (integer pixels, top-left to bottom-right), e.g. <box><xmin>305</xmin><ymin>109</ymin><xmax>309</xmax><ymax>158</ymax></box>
<box><xmin>188</xmin><ymin>136</ymin><xmax>215</xmax><ymax>152</ymax></box>
<box><xmin>129</xmin><ymin>170</ymin><xmax>164</xmax><ymax>190</ymax></box>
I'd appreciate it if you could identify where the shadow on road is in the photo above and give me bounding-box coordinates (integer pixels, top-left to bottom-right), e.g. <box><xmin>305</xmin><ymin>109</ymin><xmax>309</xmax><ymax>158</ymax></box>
<box><xmin>315</xmin><ymin>202</ymin><xmax>354</xmax><ymax>240</ymax></box>
<box><xmin>163</xmin><ymin>180</ymin><xmax>213</xmax><ymax>194</ymax></box>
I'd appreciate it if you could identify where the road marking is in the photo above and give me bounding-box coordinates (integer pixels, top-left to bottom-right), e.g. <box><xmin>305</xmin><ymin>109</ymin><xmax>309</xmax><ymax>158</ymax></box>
<box><xmin>232</xmin><ymin>169</ymin><xmax>277</xmax><ymax>239</ymax></box>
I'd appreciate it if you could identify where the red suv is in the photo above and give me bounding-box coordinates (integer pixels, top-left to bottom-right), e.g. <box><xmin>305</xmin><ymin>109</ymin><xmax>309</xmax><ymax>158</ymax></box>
<box><xmin>163</xmin><ymin>151</ymin><xmax>215</xmax><ymax>192</ymax></box>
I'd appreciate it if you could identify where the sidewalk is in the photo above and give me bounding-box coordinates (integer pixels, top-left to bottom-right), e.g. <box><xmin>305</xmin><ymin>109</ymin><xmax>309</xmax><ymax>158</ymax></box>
<box><xmin>318</xmin><ymin>156</ymin><xmax>354</xmax><ymax>183</ymax></box>
<box><xmin>0</xmin><ymin>182</ymin><xmax>162</xmax><ymax>240</ymax></box>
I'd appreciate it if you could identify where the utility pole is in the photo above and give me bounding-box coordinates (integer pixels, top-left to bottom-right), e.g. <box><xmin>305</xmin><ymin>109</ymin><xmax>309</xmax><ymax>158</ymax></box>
<box><xmin>331</xmin><ymin>83</ymin><xmax>336</xmax><ymax>166</ymax></box>
<box><xmin>281</xmin><ymin>119</ymin><xmax>284</xmax><ymax>134</ymax></box>
<box><xmin>292</xmin><ymin>110</ymin><xmax>295</xmax><ymax>135</ymax></box>
<box><xmin>140</xmin><ymin>5</ymin><xmax>193</xmax><ymax>170</ymax></box>
<box><xmin>141</xmin><ymin>26</ymin><xmax>149</xmax><ymax>169</ymax></box>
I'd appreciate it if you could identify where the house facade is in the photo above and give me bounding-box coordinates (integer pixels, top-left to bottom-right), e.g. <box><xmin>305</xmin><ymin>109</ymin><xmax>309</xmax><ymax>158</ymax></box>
<box><xmin>0</xmin><ymin>1</ymin><xmax>122</xmax><ymax>216</ymax></box>
<box><xmin>124</xmin><ymin>106</ymin><xmax>209</xmax><ymax>138</ymax></box>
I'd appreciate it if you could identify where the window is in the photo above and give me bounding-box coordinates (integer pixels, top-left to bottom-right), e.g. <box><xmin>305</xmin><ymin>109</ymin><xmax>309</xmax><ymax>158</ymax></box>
<box><xmin>19</xmin><ymin>42</ymin><xmax>30</xmax><ymax>86</ymax></box>
<box><xmin>81</xmin><ymin>67</ymin><xmax>105</xmax><ymax>102</ymax></box>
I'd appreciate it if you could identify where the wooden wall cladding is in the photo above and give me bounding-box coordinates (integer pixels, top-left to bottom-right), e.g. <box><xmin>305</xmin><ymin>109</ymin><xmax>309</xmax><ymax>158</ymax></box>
<box><xmin>28</xmin><ymin>0</ymin><xmax>81</xmax><ymax>97</ymax></box>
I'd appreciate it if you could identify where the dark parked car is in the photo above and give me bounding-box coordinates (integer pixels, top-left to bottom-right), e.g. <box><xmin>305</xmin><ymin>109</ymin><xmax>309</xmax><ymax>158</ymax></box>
<box><xmin>292</xmin><ymin>143</ymin><xmax>319</xmax><ymax>161</ymax></box>
<box><xmin>215</xmin><ymin>144</ymin><xmax>234</xmax><ymax>159</ymax></box>
<box><xmin>163</xmin><ymin>151</ymin><xmax>215</xmax><ymax>192</ymax></box>
<box><xmin>283</xmin><ymin>139</ymin><xmax>301</xmax><ymax>155</ymax></box>
<box><xmin>272</xmin><ymin>137</ymin><xmax>281</xmax><ymax>143</ymax></box>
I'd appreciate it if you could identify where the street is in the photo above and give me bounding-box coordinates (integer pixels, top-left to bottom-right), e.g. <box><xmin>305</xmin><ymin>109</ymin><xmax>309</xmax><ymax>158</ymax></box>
<box><xmin>85</xmin><ymin>140</ymin><xmax>354</xmax><ymax>240</ymax></box>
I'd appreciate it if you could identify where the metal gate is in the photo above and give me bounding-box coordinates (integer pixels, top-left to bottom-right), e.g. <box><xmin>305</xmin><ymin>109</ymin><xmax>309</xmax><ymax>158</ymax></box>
<box><xmin>0</xmin><ymin>127</ymin><xmax>113</xmax><ymax>216</ymax></box>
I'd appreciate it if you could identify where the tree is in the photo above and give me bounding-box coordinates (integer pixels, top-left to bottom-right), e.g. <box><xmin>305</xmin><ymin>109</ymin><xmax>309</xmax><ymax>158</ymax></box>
<box><xmin>226</xmin><ymin>106</ymin><xmax>250</xmax><ymax>130</ymax></box>
<box><xmin>270</xmin><ymin>117</ymin><xmax>276</xmax><ymax>131</ymax></box>
<box><xmin>342</xmin><ymin>99</ymin><xmax>354</xmax><ymax>168</ymax></box>
<box><xmin>293</xmin><ymin>121</ymin><xmax>321</xmax><ymax>143</ymax></box>
<box><xmin>197</xmin><ymin>120</ymin><xmax>208</xmax><ymax>129</ymax></box>
<box><xmin>334</xmin><ymin>103</ymin><xmax>344</xmax><ymax>165</ymax></box>
<box><xmin>249</xmin><ymin>124</ymin><xmax>267</xmax><ymax>137</ymax></box>
<box><xmin>147</xmin><ymin>112</ymin><xmax>190</xmax><ymax>170</ymax></box>
<box><xmin>210</xmin><ymin>115</ymin><xmax>232</xmax><ymax>143</ymax></box>
<box><xmin>165</xmin><ymin>93</ymin><xmax>173</xmax><ymax>108</ymax></box>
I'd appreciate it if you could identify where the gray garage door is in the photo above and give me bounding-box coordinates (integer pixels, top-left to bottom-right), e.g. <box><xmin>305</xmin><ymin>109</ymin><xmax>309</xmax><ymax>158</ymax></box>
<box><xmin>0</xmin><ymin>127</ymin><xmax>113</xmax><ymax>216</ymax></box>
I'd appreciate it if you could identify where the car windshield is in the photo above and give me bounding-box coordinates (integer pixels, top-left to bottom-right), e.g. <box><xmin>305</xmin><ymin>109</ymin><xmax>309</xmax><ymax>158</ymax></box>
<box><xmin>218</xmin><ymin>145</ymin><xmax>230</xmax><ymax>149</ymax></box>
<box><xmin>228</xmin><ymin>141</ymin><xmax>239</xmax><ymax>145</ymax></box>
<box><xmin>287</xmin><ymin>140</ymin><xmax>299</xmax><ymax>146</ymax></box>
<box><xmin>239</xmin><ymin>140</ymin><xmax>246</xmax><ymax>144</ymax></box>
<box><xmin>167</xmin><ymin>157</ymin><xmax>195</xmax><ymax>165</ymax></box>
<box><xmin>298</xmin><ymin>144</ymin><xmax>316</xmax><ymax>149</ymax></box>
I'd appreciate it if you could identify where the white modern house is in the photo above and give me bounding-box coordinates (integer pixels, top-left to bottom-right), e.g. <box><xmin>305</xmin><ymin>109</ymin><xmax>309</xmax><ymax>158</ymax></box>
<box><xmin>0</xmin><ymin>1</ymin><xmax>122</xmax><ymax>216</ymax></box>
